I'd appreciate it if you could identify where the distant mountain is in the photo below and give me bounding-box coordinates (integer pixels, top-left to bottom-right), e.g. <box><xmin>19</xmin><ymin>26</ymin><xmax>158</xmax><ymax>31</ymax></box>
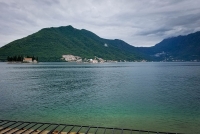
<box><xmin>0</xmin><ymin>25</ymin><xmax>142</xmax><ymax>62</ymax></box>
<box><xmin>0</xmin><ymin>25</ymin><xmax>200</xmax><ymax>62</ymax></box>
<box><xmin>138</xmin><ymin>31</ymin><xmax>200</xmax><ymax>61</ymax></box>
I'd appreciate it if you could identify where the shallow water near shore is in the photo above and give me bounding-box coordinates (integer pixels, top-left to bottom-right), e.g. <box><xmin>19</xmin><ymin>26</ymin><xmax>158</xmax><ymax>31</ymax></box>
<box><xmin>0</xmin><ymin>62</ymin><xmax>200</xmax><ymax>134</ymax></box>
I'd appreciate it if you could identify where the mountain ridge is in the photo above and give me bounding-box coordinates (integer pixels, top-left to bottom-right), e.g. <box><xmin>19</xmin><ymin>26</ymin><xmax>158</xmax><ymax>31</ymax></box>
<box><xmin>143</xmin><ymin>31</ymin><xmax>200</xmax><ymax>61</ymax></box>
<box><xmin>0</xmin><ymin>25</ymin><xmax>200</xmax><ymax>62</ymax></box>
<box><xmin>0</xmin><ymin>25</ymin><xmax>142</xmax><ymax>61</ymax></box>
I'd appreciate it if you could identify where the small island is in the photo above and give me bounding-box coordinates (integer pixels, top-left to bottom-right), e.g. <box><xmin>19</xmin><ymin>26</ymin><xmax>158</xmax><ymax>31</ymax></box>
<box><xmin>7</xmin><ymin>55</ymin><xmax>38</xmax><ymax>63</ymax></box>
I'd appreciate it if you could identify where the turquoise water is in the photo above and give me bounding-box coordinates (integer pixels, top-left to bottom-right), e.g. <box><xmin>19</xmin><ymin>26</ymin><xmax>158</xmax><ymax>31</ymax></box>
<box><xmin>0</xmin><ymin>62</ymin><xmax>200</xmax><ymax>133</ymax></box>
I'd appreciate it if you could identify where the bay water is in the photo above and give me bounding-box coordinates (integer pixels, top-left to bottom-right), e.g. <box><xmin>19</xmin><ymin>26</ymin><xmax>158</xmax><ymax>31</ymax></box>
<box><xmin>0</xmin><ymin>62</ymin><xmax>200</xmax><ymax>133</ymax></box>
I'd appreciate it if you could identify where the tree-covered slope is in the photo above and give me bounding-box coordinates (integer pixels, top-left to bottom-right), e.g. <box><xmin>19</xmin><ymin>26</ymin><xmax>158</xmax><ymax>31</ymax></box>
<box><xmin>0</xmin><ymin>25</ymin><xmax>142</xmax><ymax>61</ymax></box>
<box><xmin>138</xmin><ymin>31</ymin><xmax>200</xmax><ymax>61</ymax></box>
<box><xmin>1</xmin><ymin>25</ymin><xmax>200</xmax><ymax>62</ymax></box>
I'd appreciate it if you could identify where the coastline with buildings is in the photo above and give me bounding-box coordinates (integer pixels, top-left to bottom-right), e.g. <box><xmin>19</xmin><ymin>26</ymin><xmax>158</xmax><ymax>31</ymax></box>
<box><xmin>62</xmin><ymin>55</ymin><xmax>118</xmax><ymax>63</ymax></box>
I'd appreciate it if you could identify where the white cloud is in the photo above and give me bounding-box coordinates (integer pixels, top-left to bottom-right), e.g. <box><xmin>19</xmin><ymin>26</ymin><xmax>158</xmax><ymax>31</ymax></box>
<box><xmin>0</xmin><ymin>0</ymin><xmax>200</xmax><ymax>47</ymax></box>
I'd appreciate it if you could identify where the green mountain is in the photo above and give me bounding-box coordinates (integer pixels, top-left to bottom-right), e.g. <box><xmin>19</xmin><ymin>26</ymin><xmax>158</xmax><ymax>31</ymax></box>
<box><xmin>1</xmin><ymin>25</ymin><xmax>200</xmax><ymax>62</ymax></box>
<box><xmin>0</xmin><ymin>25</ymin><xmax>142</xmax><ymax>62</ymax></box>
<box><xmin>138</xmin><ymin>31</ymin><xmax>200</xmax><ymax>61</ymax></box>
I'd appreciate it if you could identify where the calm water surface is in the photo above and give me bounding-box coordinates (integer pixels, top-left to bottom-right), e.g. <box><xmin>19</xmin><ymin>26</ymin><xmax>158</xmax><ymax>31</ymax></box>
<box><xmin>0</xmin><ymin>62</ymin><xmax>200</xmax><ymax>133</ymax></box>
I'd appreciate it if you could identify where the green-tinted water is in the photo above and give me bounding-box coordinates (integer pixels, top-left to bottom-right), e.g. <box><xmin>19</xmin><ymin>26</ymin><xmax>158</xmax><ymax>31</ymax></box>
<box><xmin>0</xmin><ymin>62</ymin><xmax>200</xmax><ymax>133</ymax></box>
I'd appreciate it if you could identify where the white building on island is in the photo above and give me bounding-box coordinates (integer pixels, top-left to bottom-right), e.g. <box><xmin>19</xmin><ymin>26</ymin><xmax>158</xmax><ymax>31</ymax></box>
<box><xmin>23</xmin><ymin>58</ymin><xmax>32</xmax><ymax>63</ymax></box>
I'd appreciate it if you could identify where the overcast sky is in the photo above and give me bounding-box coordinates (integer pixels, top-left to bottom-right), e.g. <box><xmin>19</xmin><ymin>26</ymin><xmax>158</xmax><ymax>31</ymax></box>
<box><xmin>0</xmin><ymin>0</ymin><xmax>200</xmax><ymax>48</ymax></box>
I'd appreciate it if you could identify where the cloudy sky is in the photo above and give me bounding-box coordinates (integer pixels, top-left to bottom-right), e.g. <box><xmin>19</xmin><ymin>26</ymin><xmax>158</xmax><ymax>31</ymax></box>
<box><xmin>0</xmin><ymin>0</ymin><xmax>200</xmax><ymax>48</ymax></box>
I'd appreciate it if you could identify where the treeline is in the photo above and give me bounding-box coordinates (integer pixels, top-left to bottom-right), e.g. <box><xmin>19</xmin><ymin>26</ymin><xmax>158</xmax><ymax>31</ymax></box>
<box><xmin>7</xmin><ymin>55</ymin><xmax>38</xmax><ymax>62</ymax></box>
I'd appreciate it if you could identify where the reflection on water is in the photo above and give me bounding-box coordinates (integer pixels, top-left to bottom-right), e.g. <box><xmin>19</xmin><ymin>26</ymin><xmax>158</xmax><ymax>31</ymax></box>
<box><xmin>0</xmin><ymin>62</ymin><xmax>200</xmax><ymax>134</ymax></box>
